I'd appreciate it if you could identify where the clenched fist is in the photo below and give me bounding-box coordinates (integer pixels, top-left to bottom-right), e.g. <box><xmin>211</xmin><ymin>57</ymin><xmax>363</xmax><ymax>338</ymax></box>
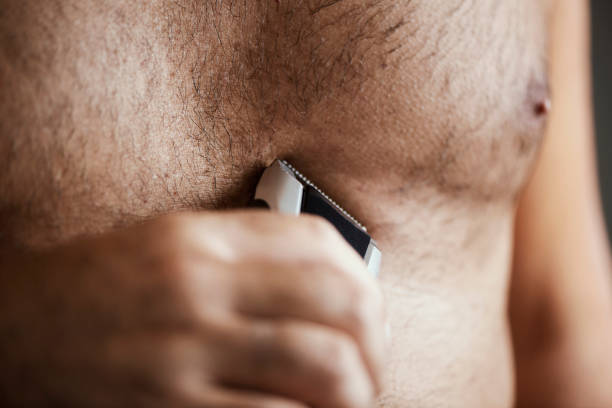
<box><xmin>0</xmin><ymin>212</ymin><xmax>386</xmax><ymax>408</ymax></box>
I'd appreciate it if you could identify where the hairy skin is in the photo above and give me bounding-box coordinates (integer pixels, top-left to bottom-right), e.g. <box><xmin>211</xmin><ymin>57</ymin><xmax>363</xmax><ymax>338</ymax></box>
<box><xmin>0</xmin><ymin>1</ymin><xmax>558</xmax><ymax>407</ymax></box>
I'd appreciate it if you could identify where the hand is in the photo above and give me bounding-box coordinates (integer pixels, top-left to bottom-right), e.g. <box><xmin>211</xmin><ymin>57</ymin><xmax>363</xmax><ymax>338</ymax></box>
<box><xmin>0</xmin><ymin>212</ymin><xmax>386</xmax><ymax>408</ymax></box>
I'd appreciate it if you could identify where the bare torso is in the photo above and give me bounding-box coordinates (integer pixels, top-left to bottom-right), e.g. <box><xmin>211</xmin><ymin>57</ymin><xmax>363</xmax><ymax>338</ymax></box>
<box><xmin>0</xmin><ymin>1</ymin><xmax>552</xmax><ymax>406</ymax></box>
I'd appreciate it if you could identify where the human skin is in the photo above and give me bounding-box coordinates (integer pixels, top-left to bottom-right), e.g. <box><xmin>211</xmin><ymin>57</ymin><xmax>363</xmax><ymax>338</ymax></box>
<box><xmin>0</xmin><ymin>0</ymin><xmax>611</xmax><ymax>407</ymax></box>
<box><xmin>0</xmin><ymin>213</ymin><xmax>386</xmax><ymax>407</ymax></box>
<box><xmin>511</xmin><ymin>0</ymin><xmax>612</xmax><ymax>406</ymax></box>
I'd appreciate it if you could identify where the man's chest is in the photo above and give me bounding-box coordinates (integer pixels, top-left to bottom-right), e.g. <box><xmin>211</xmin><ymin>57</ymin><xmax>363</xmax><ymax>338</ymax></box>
<box><xmin>255</xmin><ymin>0</ymin><xmax>551</xmax><ymax>200</ymax></box>
<box><xmin>0</xmin><ymin>0</ymin><xmax>551</xmax><ymax>247</ymax></box>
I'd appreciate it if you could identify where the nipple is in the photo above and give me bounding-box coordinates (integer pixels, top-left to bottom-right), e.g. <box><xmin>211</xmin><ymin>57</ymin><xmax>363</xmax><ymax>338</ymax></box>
<box><xmin>534</xmin><ymin>98</ymin><xmax>551</xmax><ymax>117</ymax></box>
<box><xmin>526</xmin><ymin>76</ymin><xmax>551</xmax><ymax>120</ymax></box>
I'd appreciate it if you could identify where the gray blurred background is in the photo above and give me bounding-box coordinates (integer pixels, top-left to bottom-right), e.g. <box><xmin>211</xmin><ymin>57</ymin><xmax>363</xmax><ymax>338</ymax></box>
<box><xmin>592</xmin><ymin>0</ymin><xmax>611</xmax><ymax>242</ymax></box>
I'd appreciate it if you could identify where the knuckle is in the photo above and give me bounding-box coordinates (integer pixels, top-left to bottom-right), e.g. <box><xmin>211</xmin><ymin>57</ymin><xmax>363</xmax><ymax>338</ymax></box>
<box><xmin>347</xmin><ymin>291</ymin><xmax>374</xmax><ymax>336</ymax></box>
<box><xmin>148</xmin><ymin>215</ymin><xmax>204</xmax><ymax>271</ymax></box>
<box><xmin>163</xmin><ymin>337</ymin><xmax>210</xmax><ymax>397</ymax></box>
<box><xmin>274</xmin><ymin>324</ymin><xmax>306</xmax><ymax>357</ymax></box>
<box><xmin>342</xmin><ymin>278</ymin><xmax>383</xmax><ymax>341</ymax></box>
<box><xmin>311</xmin><ymin>264</ymin><xmax>382</xmax><ymax>335</ymax></box>
<box><xmin>348</xmin><ymin>278</ymin><xmax>378</xmax><ymax>316</ymax></box>
<box><xmin>143</xmin><ymin>215</ymin><xmax>193</xmax><ymax>253</ymax></box>
<box><xmin>309</xmin><ymin>268</ymin><xmax>345</xmax><ymax>300</ymax></box>
<box><xmin>317</xmin><ymin>334</ymin><xmax>363</xmax><ymax>404</ymax></box>
<box><xmin>273</xmin><ymin>324</ymin><xmax>373</xmax><ymax>407</ymax></box>
<box><xmin>158</xmin><ymin>247</ymin><xmax>191</xmax><ymax>276</ymax></box>
<box><xmin>157</xmin><ymin>213</ymin><xmax>191</xmax><ymax>238</ymax></box>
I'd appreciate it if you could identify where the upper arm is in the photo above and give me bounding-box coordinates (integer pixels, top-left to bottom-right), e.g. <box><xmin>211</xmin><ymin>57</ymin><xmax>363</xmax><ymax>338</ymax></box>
<box><xmin>511</xmin><ymin>0</ymin><xmax>612</xmax><ymax>405</ymax></box>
